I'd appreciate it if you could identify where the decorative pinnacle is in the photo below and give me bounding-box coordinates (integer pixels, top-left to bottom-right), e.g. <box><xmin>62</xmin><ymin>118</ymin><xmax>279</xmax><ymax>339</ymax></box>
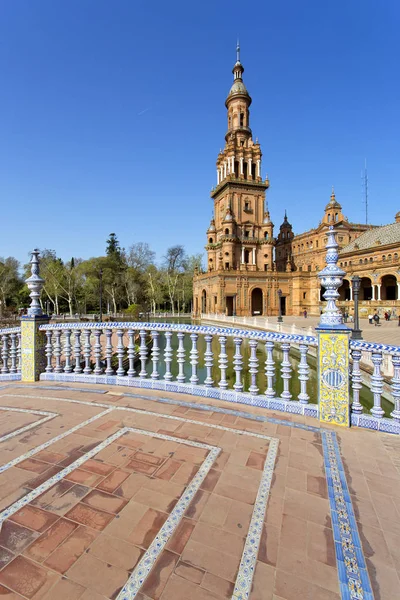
<box><xmin>318</xmin><ymin>226</ymin><xmax>346</xmax><ymax>328</ymax></box>
<box><xmin>236</xmin><ymin>39</ymin><xmax>240</xmax><ymax>63</ymax></box>
<box><xmin>331</xmin><ymin>186</ymin><xmax>335</xmax><ymax>202</ymax></box>
<box><xmin>25</xmin><ymin>249</ymin><xmax>45</xmax><ymax>317</ymax></box>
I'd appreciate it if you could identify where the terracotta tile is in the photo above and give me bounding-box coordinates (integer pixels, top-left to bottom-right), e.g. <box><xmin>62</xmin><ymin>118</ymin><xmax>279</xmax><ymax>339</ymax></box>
<box><xmin>133</xmin><ymin>452</ymin><xmax>165</xmax><ymax>466</ymax></box>
<box><xmin>65</xmin><ymin>503</ymin><xmax>114</xmax><ymax>530</ymax></box>
<box><xmin>43</xmin><ymin>484</ymin><xmax>90</xmax><ymax>516</ymax></box>
<box><xmin>199</xmin><ymin>494</ymin><xmax>231</xmax><ymax>527</ymax></box>
<box><xmin>0</xmin><ymin>546</ymin><xmax>15</xmax><ymax>570</ymax></box>
<box><xmin>96</xmin><ymin>419</ymin><xmax>120</xmax><ymax>431</ymax></box>
<box><xmin>34</xmin><ymin>450</ymin><xmax>67</xmax><ymax>464</ymax></box>
<box><xmin>15</xmin><ymin>459</ymin><xmax>49</xmax><ymax>474</ymax></box>
<box><xmin>250</xmin><ymin>561</ymin><xmax>275</xmax><ymax>600</ymax></box>
<box><xmin>167</xmin><ymin>518</ymin><xmax>195</xmax><ymax>555</ymax></box>
<box><xmin>185</xmin><ymin>489</ymin><xmax>210</xmax><ymax>521</ymax></box>
<box><xmin>201</xmin><ymin>572</ymin><xmax>234</xmax><ymax>598</ymax></box>
<box><xmin>190</xmin><ymin>522</ymin><xmax>244</xmax><ymax>559</ymax></box>
<box><xmin>0</xmin><ymin>555</ymin><xmax>58</xmax><ymax>599</ymax></box>
<box><xmin>359</xmin><ymin>524</ymin><xmax>394</xmax><ymax>569</ymax></box>
<box><xmin>246</xmin><ymin>451</ymin><xmax>266</xmax><ymax>470</ymax></box>
<box><xmin>175</xmin><ymin>560</ymin><xmax>205</xmax><ymax>584</ymax></box>
<box><xmin>114</xmin><ymin>472</ymin><xmax>151</xmax><ymax>499</ymax></box>
<box><xmin>307</xmin><ymin>522</ymin><xmax>336</xmax><ymax>567</ymax></box>
<box><xmin>223</xmin><ymin>499</ymin><xmax>253</xmax><ymax>535</ymax></box>
<box><xmin>154</xmin><ymin>459</ymin><xmax>182</xmax><ymax>481</ymax></box>
<box><xmin>24</xmin><ymin>518</ymin><xmax>78</xmax><ymax>563</ymax></box>
<box><xmin>128</xmin><ymin>508</ymin><xmax>168</xmax><ymax>548</ymax></box>
<box><xmin>125</xmin><ymin>458</ymin><xmax>158</xmax><ymax>475</ymax></box>
<box><xmin>0</xmin><ymin>583</ymin><xmax>24</xmax><ymax>598</ymax></box>
<box><xmin>89</xmin><ymin>533</ymin><xmax>142</xmax><ymax>570</ymax></box>
<box><xmin>279</xmin><ymin>514</ymin><xmax>307</xmax><ymax>556</ymax></box>
<box><xmin>259</xmin><ymin>523</ymin><xmax>280</xmax><ymax>566</ymax></box>
<box><xmin>64</xmin><ymin>469</ymin><xmax>103</xmax><ymax>487</ymax></box>
<box><xmin>30</xmin><ymin>480</ymin><xmax>75</xmax><ymax>510</ymax></box>
<box><xmin>286</xmin><ymin>467</ymin><xmax>307</xmax><ymax>492</ymax></box>
<box><xmin>80</xmin><ymin>459</ymin><xmax>114</xmax><ymax>476</ymax></box>
<box><xmin>40</xmin><ymin>577</ymin><xmax>85</xmax><ymax>600</ymax></box>
<box><xmin>44</xmin><ymin>524</ymin><xmax>98</xmax><ymax>573</ymax></box>
<box><xmin>9</xmin><ymin>505</ymin><xmax>59</xmax><ymax>533</ymax></box>
<box><xmin>277</xmin><ymin>549</ymin><xmax>339</xmax><ymax>594</ymax></box>
<box><xmin>27</xmin><ymin>466</ymin><xmax>64</xmax><ymax>489</ymax></box>
<box><xmin>81</xmin><ymin>490</ymin><xmax>127</xmax><ymax>514</ymax></box>
<box><xmin>0</xmin><ymin>521</ymin><xmax>39</xmax><ymax>553</ymax></box>
<box><xmin>172</xmin><ymin>462</ymin><xmax>198</xmax><ymax>485</ymax></box>
<box><xmin>366</xmin><ymin>557</ymin><xmax>400</xmax><ymax>600</ymax></box>
<box><xmin>213</xmin><ymin>481</ymin><xmax>256</xmax><ymax>505</ymax></box>
<box><xmin>133</xmin><ymin>488</ymin><xmax>177</xmax><ymax>513</ymax></box>
<box><xmin>66</xmin><ymin>552</ymin><xmax>128</xmax><ymax>597</ymax></box>
<box><xmin>141</xmin><ymin>549</ymin><xmax>178</xmax><ymax>599</ymax></box>
<box><xmin>200</xmin><ymin>469</ymin><xmax>221</xmax><ymax>492</ymax></box>
<box><xmin>159</xmin><ymin>573</ymin><xmax>219</xmax><ymax>600</ymax></box>
<box><xmin>96</xmin><ymin>468</ymin><xmax>130</xmax><ymax>493</ymax></box>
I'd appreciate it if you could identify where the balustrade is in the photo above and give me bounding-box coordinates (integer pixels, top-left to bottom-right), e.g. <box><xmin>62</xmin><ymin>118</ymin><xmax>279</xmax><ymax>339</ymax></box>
<box><xmin>0</xmin><ymin>328</ymin><xmax>21</xmax><ymax>376</ymax></box>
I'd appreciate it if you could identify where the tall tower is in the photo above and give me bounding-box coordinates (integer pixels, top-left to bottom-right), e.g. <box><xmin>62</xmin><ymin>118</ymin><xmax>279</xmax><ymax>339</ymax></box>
<box><xmin>205</xmin><ymin>44</ymin><xmax>273</xmax><ymax>273</ymax></box>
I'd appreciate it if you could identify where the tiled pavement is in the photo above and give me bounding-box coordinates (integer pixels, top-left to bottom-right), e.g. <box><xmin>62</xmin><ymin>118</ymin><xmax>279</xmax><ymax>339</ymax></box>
<box><xmin>0</xmin><ymin>384</ymin><xmax>398</xmax><ymax>599</ymax></box>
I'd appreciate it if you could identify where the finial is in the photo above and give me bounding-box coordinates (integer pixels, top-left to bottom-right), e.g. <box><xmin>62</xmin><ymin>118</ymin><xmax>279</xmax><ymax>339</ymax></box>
<box><xmin>25</xmin><ymin>249</ymin><xmax>45</xmax><ymax>317</ymax></box>
<box><xmin>236</xmin><ymin>39</ymin><xmax>240</xmax><ymax>63</ymax></box>
<box><xmin>331</xmin><ymin>186</ymin><xmax>335</xmax><ymax>202</ymax></box>
<box><xmin>317</xmin><ymin>226</ymin><xmax>346</xmax><ymax>329</ymax></box>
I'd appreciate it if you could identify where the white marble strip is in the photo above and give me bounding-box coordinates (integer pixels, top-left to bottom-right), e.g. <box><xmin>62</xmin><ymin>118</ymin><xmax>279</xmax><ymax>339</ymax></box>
<box><xmin>232</xmin><ymin>437</ymin><xmax>279</xmax><ymax>598</ymax></box>
<box><xmin>0</xmin><ymin>408</ymin><xmax>56</xmax><ymax>444</ymax></box>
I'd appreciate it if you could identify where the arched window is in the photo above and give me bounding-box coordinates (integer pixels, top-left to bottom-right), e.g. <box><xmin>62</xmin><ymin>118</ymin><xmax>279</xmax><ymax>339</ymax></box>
<box><xmin>382</xmin><ymin>255</ymin><xmax>386</xmax><ymax>261</ymax></box>
<box><xmin>364</xmin><ymin>258</ymin><xmax>368</xmax><ymax>263</ymax></box>
<box><xmin>335</xmin><ymin>212</ymin><xmax>338</xmax><ymax>221</ymax></box>
<box><xmin>328</xmin><ymin>214</ymin><xmax>331</xmax><ymax>223</ymax></box>
<box><xmin>264</xmin><ymin>232</ymin><xmax>268</xmax><ymax>239</ymax></box>
<box><xmin>240</xmin><ymin>112</ymin><xmax>244</xmax><ymax>127</ymax></box>
<box><xmin>388</xmin><ymin>254</ymin><xmax>392</xmax><ymax>261</ymax></box>
<box><xmin>224</xmin><ymin>228</ymin><xmax>229</xmax><ymax>235</ymax></box>
<box><xmin>209</xmin><ymin>238</ymin><xmax>213</xmax><ymax>244</ymax></box>
<box><xmin>395</xmin><ymin>253</ymin><xmax>399</xmax><ymax>260</ymax></box>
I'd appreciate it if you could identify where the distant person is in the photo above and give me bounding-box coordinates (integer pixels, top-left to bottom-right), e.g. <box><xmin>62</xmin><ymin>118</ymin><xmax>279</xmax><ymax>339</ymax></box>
<box><xmin>373</xmin><ymin>312</ymin><xmax>380</xmax><ymax>326</ymax></box>
<box><xmin>368</xmin><ymin>313</ymin><xmax>373</xmax><ymax>325</ymax></box>
<box><xmin>303</xmin><ymin>310</ymin><xmax>307</xmax><ymax>318</ymax></box>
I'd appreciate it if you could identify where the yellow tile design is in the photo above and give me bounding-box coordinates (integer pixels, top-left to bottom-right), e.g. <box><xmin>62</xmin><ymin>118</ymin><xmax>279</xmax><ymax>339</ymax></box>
<box><xmin>318</xmin><ymin>332</ymin><xmax>350</xmax><ymax>427</ymax></box>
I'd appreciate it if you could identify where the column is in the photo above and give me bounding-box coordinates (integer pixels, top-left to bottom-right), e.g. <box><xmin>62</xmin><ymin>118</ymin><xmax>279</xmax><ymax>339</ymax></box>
<box><xmin>371</xmin><ymin>285</ymin><xmax>375</xmax><ymax>301</ymax></box>
<box><xmin>224</xmin><ymin>162</ymin><xmax>227</xmax><ymax>178</ymax></box>
<box><xmin>240</xmin><ymin>157</ymin><xmax>244</xmax><ymax>175</ymax></box>
<box><xmin>241</xmin><ymin>246</ymin><xmax>245</xmax><ymax>264</ymax></box>
<box><xmin>231</xmin><ymin>156</ymin><xmax>235</xmax><ymax>174</ymax></box>
<box><xmin>248</xmin><ymin>158</ymin><xmax>252</xmax><ymax>179</ymax></box>
<box><xmin>377</xmin><ymin>284</ymin><xmax>381</xmax><ymax>301</ymax></box>
<box><xmin>349</xmin><ymin>286</ymin><xmax>353</xmax><ymax>301</ymax></box>
<box><xmin>257</xmin><ymin>159</ymin><xmax>261</xmax><ymax>177</ymax></box>
<box><xmin>397</xmin><ymin>281</ymin><xmax>400</xmax><ymax>300</ymax></box>
<box><xmin>217</xmin><ymin>169</ymin><xmax>220</xmax><ymax>184</ymax></box>
<box><xmin>252</xmin><ymin>247</ymin><xmax>256</xmax><ymax>265</ymax></box>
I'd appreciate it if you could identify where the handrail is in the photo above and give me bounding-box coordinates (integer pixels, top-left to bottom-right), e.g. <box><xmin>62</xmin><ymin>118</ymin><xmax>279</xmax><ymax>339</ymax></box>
<box><xmin>0</xmin><ymin>327</ymin><xmax>21</xmax><ymax>335</ymax></box>
<box><xmin>350</xmin><ymin>339</ymin><xmax>400</xmax><ymax>356</ymax></box>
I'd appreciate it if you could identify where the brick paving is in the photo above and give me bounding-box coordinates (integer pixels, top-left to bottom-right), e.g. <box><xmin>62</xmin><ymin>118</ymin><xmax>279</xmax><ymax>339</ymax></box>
<box><xmin>0</xmin><ymin>383</ymin><xmax>397</xmax><ymax>598</ymax></box>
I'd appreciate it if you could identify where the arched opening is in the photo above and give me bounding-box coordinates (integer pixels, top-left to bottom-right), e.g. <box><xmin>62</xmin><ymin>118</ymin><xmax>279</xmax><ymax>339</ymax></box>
<box><xmin>209</xmin><ymin>237</ymin><xmax>213</xmax><ymax>244</ymax></box>
<box><xmin>244</xmin><ymin>249</ymin><xmax>250</xmax><ymax>264</ymax></box>
<box><xmin>338</xmin><ymin>280</ymin><xmax>351</xmax><ymax>301</ymax></box>
<box><xmin>201</xmin><ymin>290</ymin><xmax>207</xmax><ymax>313</ymax></box>
<box><xmin>381</xmin><ymin>275</ymin><xmax>398</xmax><ymax>300</ymax></box>
<box><xmin>360</xmin><ymin>277</ymin><xmax>372</xmax><ymax>300</ymax></box>
<box><xmin>251</xmin><ymin>288</ymin><xmax>263</xmax><ymax>315</ymax></box>
<box><xmin>224</xmin><ymin>228</ymin><xmax>229</xmax><ymax>235</ymax></box>
<box><xmin>264</xmin><ymin>232</ymin><xmax>269</xmax><ymax>240</ymax></box>
<box><xmin>240</xmin><ymin>112</ymin><xmax>244</xmax><ymax>127</ymax></box>
<box><xmin>320</xmin><ymin>286</ymin><xmax>326</xmax><ymax>302</ymax></box>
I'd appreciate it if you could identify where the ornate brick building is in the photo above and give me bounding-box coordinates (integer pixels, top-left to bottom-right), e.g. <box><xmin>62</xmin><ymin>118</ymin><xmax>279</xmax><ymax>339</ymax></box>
<box><xmin>193</xmin><ymin>49</ymin><xmax>400</xmax><ymax>318</ymax></box>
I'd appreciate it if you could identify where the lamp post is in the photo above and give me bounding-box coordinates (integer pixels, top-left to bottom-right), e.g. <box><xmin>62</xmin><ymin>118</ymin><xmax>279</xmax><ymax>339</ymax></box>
<box><xmin>277</xmin><ymin>288</ymin><xmax>283</xmax><ymax>323</ymax></box>
<box><xmin>351</xmin><ymin>275</ymin><xmax>362</xmax><ymax>340</ymax></box>
<box><xmin>99</xmin><ymin>269</ymin><xmax>103</xmax><ymax>323</ymax></box>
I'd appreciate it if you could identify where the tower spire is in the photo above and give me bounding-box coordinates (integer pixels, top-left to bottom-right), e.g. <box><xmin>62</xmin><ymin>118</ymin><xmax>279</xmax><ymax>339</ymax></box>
<box><xmin>236</xmin><ymin>39</ymin><xmax>240</xmax><ymax>63</ymax></box>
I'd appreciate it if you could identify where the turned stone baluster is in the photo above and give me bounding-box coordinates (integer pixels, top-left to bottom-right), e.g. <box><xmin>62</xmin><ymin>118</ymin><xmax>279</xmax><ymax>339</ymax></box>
<box><xmin>64</xmin><ymin>330</ymin><xmax>73</xmax><ymax>373</ymax></box>
<box><xmin>218</xmin><ymin>336</ymin><xmax>228</xmax><ymax>389</ymax></box>
<box><xmin>280</xmin><ymin>342</ymin><xmax>292</xmax><ymax>400</ymax></box>
<box><xmin>54</xmin><ymin>330</ymin><xmax>63</xmax><ymax>373</ymax></box>
<box><xmin>45</xmin><ymin>330</ymin><xmax>53</xmax><ymax>373</ymax></box>
<box><xmin>164</xmin><ymin>331</ymin><xmax>173</xmax><ymax>381</ymax></box>
<box><xmin>233</xmin><ymin>337</ymin><xmax>243</xmax><ymax>392</ymax></box>
<box><xmin>127</xmin><ymin>329</ymin><xmax>136</xmax><ymax>377</ymax></box>
<box><xmin>73</xmin><ymin>329</ymin><xmax>82</xmax><ymax>373</ymax></box>
<box><xmin>177</xmin><ymin>332</ymin><xmax>186</xmax><ymax>383</ymax></box>
<box><xmin>116</xmin><ymin>329</ymin><xmax>125</xmax><ymax>376</ymax></box>
<box><xmin>248</xmin><ymin>339</ymin><xmax>259</xmax><ymax>395</ymax></box>
<box><xmin>204</xmin><ymin>334</ymin><xmax>214</xmax><ymax>387</ymax></box>
<box><xmin>190</xmin><ymin>333</ymin><xmax>199</xmax><ymax>385</ymax></box>
<box><xmin>370</xmin><ymin>351</ymin><xmax>384</xmax><ymax>418</ymax></box>
<box><xmin>9</xmin><ymin>333</ymin><xmax>17</xmax><ymax>373</ymax></box>
<box><xmin>17</xmin><ymin>332</ymin><xmax>21</xmax><ymax>372</ymax></box>
<box><xmin>297</xmin><ymin>343</ymin><xmax>310</xmax><ymax>404</ymax></box>
<box><xmin>350</xmin><ymin>348</ymin><xmax>363</xmax><ymax>414</ymax></box>
<box><xmin>1</xmin><ymin>334</ymin><xmax>9</xmax><ymax>374</ymax></box>
<box><xmin>390</xmin><ymin>354</ymin><xmax>400</xmax><ymax>421</ymax></box>
<box><xmin>151</xmin><ymin>331</ymin><xmax>160</xmax><ymax>379</ymax></box>
<box><xmin>265</xmin><ymin>341</ymin><xmax>275</xmax><ymax>398</ymax></box>
<box><xmin>83</xmin><ymin>329</ymin><xmax>92</xmax><ymax>374</ymax></box>
<box><xmin>139</xmin><ymin>330</ymin><xmax>148</xmax><ymax>378</ymax></box>
<box><xmin>105</xmin><ymin>329</ymin><xmax>114</xmax><ymax>376</ymax></box>
<box><xmin>93</xmin><ymin>329</ymin><xmax>103</xmax><ymax>375</ymax></box>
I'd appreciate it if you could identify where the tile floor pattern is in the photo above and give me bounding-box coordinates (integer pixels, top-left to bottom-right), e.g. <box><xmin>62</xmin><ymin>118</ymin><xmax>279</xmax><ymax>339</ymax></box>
<box><xmin>0</xmin><ymin>385</ymin><xmax>397</xmax><ymax>599</ymax></box>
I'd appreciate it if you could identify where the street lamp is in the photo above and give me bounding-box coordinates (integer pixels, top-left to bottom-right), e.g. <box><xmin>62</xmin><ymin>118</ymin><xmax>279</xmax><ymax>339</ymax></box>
<box><xmin>351</xmin><ymin>275</ymin><xmax>362</xmax><ymax>340</ymax></box>
<box><xmin>277</xmin><ymin>288</ymin><xmax>283</xmax><ymax>323</ymax></box>
<box><xmin>99</xmin><ymin>269</ymin><xmax>103</xmax><ymax>323</ymax></box>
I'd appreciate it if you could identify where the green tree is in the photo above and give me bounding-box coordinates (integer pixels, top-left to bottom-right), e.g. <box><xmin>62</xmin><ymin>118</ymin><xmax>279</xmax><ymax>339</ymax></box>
<box><xmin>0</xmin><ymin>257</ymin><xmax>23</xmax><ymax>316</ymax></box>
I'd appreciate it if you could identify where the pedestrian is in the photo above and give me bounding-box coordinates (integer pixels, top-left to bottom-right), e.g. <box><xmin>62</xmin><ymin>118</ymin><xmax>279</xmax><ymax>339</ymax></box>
<box><xmin>398</xmin><ymin>315</ymin><xmax>400</xmax><ymax>327</ymax></box>
<box><xmin>373</xmin><ymin>312</ymin><xmax>380</xmax><ymax>326</ymax></box>
<box><xmin>303</xmin><ymin>310</ymin><xmax>307</xmax><ymax>318</ymax></box>
<box><xmin>368</xmin><ymin>313</ymin><xmax>373</xmax><ymax>325</ymax></box>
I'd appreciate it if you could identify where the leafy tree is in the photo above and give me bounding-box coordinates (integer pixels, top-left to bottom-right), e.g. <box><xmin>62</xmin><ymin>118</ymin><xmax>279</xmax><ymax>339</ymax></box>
<box><xmin>106</xmin><ymin>233</ymin><xmax>122</xmax><ymax>261</ymax></box>
<box><xmin>0</xmin><ymin>257</ymin><xmax>23</xmax><ymax>316</ymax></box>
<box><xmin>162</xmin><ymin>245</ymin><xmax>186</xmax><ymax>315</ymax></box>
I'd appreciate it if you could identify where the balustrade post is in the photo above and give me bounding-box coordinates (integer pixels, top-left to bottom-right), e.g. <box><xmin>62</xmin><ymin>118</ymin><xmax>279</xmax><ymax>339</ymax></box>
<box><xmin>73</xmin><ymin>330</ymin><xmax>82</xmax><ymax>373</ymax></box>
<box><xmin>176</xmin><ymin>332</ymin><xmax>186</xmax><ymax>383</ymax></box>
<box><xmin>17</xmin><ymin>332</ymin><xmax>21</xmax><ymax>373</ymax></box>
<box><xmin>248</xmin><ymin>339</ymin><xmax>259</xmax><ymax>395</ymax></box>
<box><xmin>93</xmin><ymin>329</ymin><xmax>103</xmax><ymax>375</ymax></box>
<box><xmin>280</xmin><ymin>342</ymin><xmax>292</xmax><ymax>400</ymax></box>
<box><xmin>390</xmin><ymin>354</ymin><xmax>400</xmax><ymax>422</ymax></box>
<box><xmin>139</xmin><ymin>330</ymin><xmax>148</xmax><ymax>378</ymax></box>
<box><xmin>45</xmin><ymin>331</ymin><xmax>53</xmax><ymax>373</ymax></box>
<box><xmin>370</xmin><ymin>352</ymin><xmax>384</xmax><ymax>418</ymax></box>
<box><xmin>151</xmin><ymin>331</ymin><xmax>160</xmax><ymax>379</ymax></box>
<box><xmin>21</xmin><ymin>250</ymin><xmax>49</xmax><ymax>381</ymax></box>
<box><xmin>116</xmin><ymin>329</ymin><xmax>125</xmax><ymax>377</ymax></box>
<box><xmin>54</xmin><ymin>330</ymin><xmax>63</xmax><ymax>373</ymax></box>
<box><xmin>350</xmin><ymin>348</ymin><xmax>363</xmax><ymax>414</ymax></box>
<box><xmin>104</xmin><ymin>329</ymin><xmax>114</xmax><ymax>376</ymax></box>
<box><xmin>317</xmin><ymin>227</ymin><xmax>351</xmax><ymax>426</ymax></box>
<box><xmin>9</xmin><ymin>333</ymin><xmax>17</xmax><ymax>374</ymax></box>
<box><xmin>204</xmin><ymin>334</ymin><xmax>214</xmax><ymax>387</ymax></box>
<box><xmin>297</xmin><ymin>343</ymin><xmax>310</xmax><ymax>404</ymax></box>
<box><xmin>127</xmin><ymin>329</ymin><xmax>136</xmax><ymax>378</ymax></box>
<box><xmin>218</xmin><ymin>335</ymin><xmax>228</xmax><ymax>389</ymax></box>
<box><xmin>1</xmin><ymin>334</ymin><xmax>9</xmax><ymax>374</ymax></box>
<box><xmin>164</xmin><ymin>331</ymin><xmax>173</xmax><ymax>381</ymax></box>
<box><xmin>64</xmin><ymin>329</ymin><xmax>73</xmax><ymax>373</ymax></box>
<box><xmin>264</xmin><ymin>341</ymin><xmax>275</xmax><ymax>398</ymax></box>
<box><xmin>233</xmin><ymin>337</ymin><xmax>243</xmax><ymax>392</ymax></box>
<box><xmin>190</xmin><ymin>333</ymin><xmax>199</xmax><ymax>385</ymax></box>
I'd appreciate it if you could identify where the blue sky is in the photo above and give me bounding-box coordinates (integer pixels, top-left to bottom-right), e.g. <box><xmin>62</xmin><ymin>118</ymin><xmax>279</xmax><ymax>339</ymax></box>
<box><xmin>1</xmin><ymin>0</ymin><xmax>399</xmax><ymax>266</ymax></box>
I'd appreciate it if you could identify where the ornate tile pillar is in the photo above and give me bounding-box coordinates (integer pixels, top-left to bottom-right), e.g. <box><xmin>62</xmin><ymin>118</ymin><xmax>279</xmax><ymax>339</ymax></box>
<box><xmin>316</xmin><ymin>227</ymin><xmax>351</xmax><ymax>427</ymax></box>
<box><xmin>21</xmin><ymin>250</ymin><xmax>49</xmax><ymax>382</ymax></box>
